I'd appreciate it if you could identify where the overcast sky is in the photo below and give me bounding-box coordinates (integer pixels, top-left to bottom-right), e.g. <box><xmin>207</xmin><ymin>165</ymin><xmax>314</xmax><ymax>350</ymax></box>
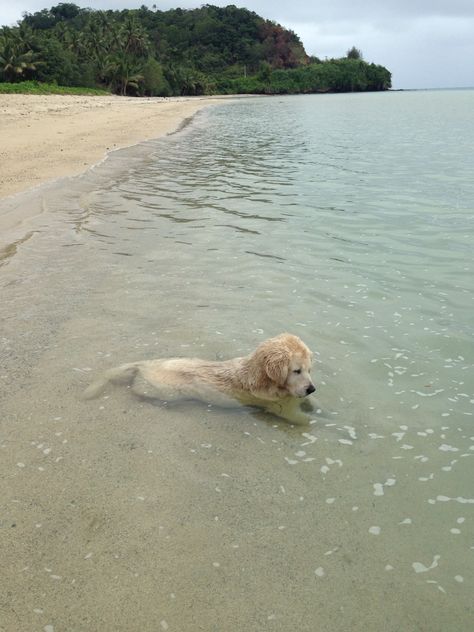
<box><xmin>1</xmin><ymin>1</ymin><xmax>473</xmax><ymax>89</ymax></box>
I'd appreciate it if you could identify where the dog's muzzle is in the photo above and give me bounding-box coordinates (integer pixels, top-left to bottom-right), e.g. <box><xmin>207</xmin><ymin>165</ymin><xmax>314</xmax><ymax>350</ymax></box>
<box><xmin>306</xmin><ymin>384</ymin><xmax>316</xmax><ymax>396</ymax></box>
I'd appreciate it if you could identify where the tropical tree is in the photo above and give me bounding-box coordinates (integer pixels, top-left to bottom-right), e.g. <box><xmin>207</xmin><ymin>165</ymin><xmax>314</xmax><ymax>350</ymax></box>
<box><xmin>50</xmin><ymin>3</ymin><xmax>82</xmax><ymax>21</ymax></box>
<box><xmin>0</xmin><ymin>4</ymin><xmax>391</xmax><ymax>94</ymax></box>
<box><xmin>141</xmin><ymin>56</ymin><xmax>170</xmax><ymax>96</ymax></box>
<box><xmin>347</xmin><ymin>46</ymin><xmax>362</xmax><ymax>60</ymax></box>
<box><xmin>119</xmin><ymin>15</ymin><xmax>150</xmax><ymax>56</ymax></box>
<box><xmin>0</xmin><ymin>28</ymin><xmax>42</xmax><ymax>81</ymax></box>
<box><xmin>106</xmin><ymin>50</ymin><xmax>143</xmax><ymax>95</ymax></box>
<box><xmin>54</xmin><ymin>21</ymin><xmax>77</xmax><ymax>51</ymax></box>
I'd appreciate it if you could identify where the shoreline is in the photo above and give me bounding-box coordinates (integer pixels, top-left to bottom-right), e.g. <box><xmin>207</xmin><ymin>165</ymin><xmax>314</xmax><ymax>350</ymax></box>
<box><xmin>0</xmin><ymin>94</ymin><xmax>232</xmax><ymax>236</ymax></box>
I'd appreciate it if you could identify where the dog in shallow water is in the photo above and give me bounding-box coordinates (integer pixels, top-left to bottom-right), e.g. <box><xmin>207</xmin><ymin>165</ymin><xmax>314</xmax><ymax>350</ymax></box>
<box><xmin>83</xmin><ymin>333</ymin><xmax>316</xmax><ymax>424</ymax></box>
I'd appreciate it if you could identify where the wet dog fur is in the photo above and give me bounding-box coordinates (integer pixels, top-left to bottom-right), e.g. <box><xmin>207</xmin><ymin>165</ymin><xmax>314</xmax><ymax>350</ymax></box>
<box><xmin>83</xmin><ymin>333</ymin><xmax>316</xmax><ymax>424</ymax></box>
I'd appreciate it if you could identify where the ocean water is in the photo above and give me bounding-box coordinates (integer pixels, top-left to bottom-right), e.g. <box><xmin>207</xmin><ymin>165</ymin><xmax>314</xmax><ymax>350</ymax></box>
<box><xmin>1</xmin><ymin>91</ymin><xmax>473</xmax><ymax>631</ymax></box>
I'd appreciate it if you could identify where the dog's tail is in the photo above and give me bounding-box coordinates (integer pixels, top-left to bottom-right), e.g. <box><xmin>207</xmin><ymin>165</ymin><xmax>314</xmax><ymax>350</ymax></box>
<box><xmin>82</xmin><ymin>362</ymin><xmax>141</xmax><ymax>399</ymax></box>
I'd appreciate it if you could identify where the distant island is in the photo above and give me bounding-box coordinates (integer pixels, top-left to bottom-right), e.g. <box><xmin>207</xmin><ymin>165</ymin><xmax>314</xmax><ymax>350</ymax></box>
<box><xmin>0</xmin><ymin>3</ymin><xmax>392</xmax><ymax>95</ymax></box>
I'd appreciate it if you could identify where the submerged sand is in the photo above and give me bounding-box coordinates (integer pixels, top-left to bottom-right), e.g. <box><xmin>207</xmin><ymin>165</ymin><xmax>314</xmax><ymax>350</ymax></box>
<box><xmin>1</xmin><ymin>92</ymin><xmax>472</xmax><ymax>631</ymax></box>
<box><xmin>0</xmin><ymin>94</ymin><xmax>228</xmax><ymax>231</ymax></box>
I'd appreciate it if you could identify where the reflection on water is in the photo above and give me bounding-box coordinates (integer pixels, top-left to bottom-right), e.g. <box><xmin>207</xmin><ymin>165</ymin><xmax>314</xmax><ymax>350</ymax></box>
<box><xmin>1</xmin><ymin>92</ymin><xmax>473</xmax><ymax>631</ymax></box>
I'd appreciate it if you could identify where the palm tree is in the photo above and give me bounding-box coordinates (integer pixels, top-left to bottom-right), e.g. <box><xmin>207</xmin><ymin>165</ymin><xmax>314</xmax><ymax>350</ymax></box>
<box><xmin>54</xmin><ymin>21</ymin><xmax>77</xmax><ymax>51</ymax></box>
<box><xmin>119</xmin><ymin>15</ymin><xmax>150</xmax><ymax>56</ymax></box>
<box><xmin>107</xmin><ymin>51</ymin><xmax>144</xmax><ymax>95</ymax></box>
<box><xmin>16</xmin><ymin>23</ymin><xmax>35</xmax><ymax>49</ymax></box>
<box><xmin>0</xmin><ymin>28</ymin><xmax>42</xmax><ymax>81</ymax></box>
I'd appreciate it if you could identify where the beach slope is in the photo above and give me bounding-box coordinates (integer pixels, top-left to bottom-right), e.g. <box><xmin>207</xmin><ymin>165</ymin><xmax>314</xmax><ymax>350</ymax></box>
<box><xmin>0</xmin><ymin>94</ymin><xmax>227</xmax><ymax>200</ymax></box>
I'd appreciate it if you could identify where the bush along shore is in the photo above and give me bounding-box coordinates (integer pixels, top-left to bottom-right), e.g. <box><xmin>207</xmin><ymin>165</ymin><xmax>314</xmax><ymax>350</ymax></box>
<box><xmin>0</xmin><ymin>4</ymin><xmax>391</xmax><ymax>96</ymax></box>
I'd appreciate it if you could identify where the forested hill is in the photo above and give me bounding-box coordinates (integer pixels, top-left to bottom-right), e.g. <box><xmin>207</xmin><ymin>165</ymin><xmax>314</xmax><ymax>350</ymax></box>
<box><xmin>0</xmin><ymin>3</ymin><xmax>392</xmax><ymax>95</ymax></box>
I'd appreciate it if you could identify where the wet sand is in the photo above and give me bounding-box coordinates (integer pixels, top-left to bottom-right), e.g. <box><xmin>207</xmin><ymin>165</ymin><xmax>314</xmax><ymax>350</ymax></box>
<box><xmin>0</xmin><ymin>94</ymin><xmax>229</xmax><ymax>233</ymax></box>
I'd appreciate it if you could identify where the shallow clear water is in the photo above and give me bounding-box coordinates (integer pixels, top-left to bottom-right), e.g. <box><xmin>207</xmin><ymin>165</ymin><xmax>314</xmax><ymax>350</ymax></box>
<box><xmin>1</xmin><ymin>91</ymin><xmax>473</xmax><ymax>631</ymax></box>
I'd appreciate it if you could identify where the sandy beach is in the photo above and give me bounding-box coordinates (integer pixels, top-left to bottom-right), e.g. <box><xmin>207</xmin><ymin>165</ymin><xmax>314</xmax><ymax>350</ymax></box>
<box><xmin>0</xmin><ymin>93</ymin><xmax>228</xmax><ymax>219</ymax></box>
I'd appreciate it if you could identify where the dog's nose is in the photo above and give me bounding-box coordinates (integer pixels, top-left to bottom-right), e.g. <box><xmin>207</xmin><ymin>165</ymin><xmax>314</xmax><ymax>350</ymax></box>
<box><xmin>306</xmin><ymin>384</ymin><xmax>316</xmax><ymax>395</ymax></box>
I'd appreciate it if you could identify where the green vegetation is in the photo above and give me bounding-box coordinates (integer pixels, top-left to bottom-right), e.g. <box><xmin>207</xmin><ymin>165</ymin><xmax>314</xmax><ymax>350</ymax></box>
<box><xmin>0</xmin><ymin>80</ymin><xmax>108</xmax><ymax>94</ymax></box>
<box><xmin>217</xmin><ymin>58</ymin><xmax>391</xmax><ymax>94</ymax></box>
<box><xmin>0</xmin><ymin>3</ymin><xmax>391</xmax><ymax>96</ymax></box>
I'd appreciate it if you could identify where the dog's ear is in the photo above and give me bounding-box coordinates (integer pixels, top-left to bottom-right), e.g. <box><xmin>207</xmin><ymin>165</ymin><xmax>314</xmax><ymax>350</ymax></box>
<box><xmin>264</xmin><ymin>347</ymin><xmax>290</xmax><ymax>386</ymax></box>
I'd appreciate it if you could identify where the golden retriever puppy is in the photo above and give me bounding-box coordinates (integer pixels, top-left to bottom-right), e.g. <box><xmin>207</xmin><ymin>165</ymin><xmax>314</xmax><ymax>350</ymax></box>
<box><xmin>83</xmin><ymin>333</ymin><xmax>315</xmax><ymax>424</ymax></box>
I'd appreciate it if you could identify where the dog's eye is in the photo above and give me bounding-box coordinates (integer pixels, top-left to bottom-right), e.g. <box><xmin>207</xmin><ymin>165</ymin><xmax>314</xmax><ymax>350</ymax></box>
<box><xmin>293</xmin><ymin>369</ymin><xmax>302</xmax><ymax>374</ymax></box>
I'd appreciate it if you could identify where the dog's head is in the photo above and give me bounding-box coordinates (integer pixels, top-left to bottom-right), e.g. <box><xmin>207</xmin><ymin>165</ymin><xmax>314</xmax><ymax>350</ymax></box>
<box><xmin>250</xmin><ymin>333</ymin><xmax>315</xmax><ymax>398</ymax></box>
